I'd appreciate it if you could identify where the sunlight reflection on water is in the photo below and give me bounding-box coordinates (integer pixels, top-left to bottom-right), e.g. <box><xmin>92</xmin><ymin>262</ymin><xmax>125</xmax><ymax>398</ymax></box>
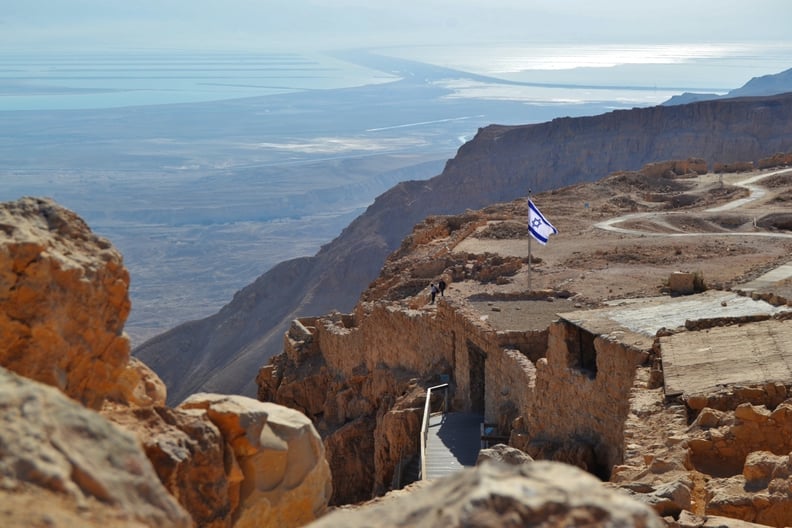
<box><xmin>2</xmin><ymin>42</ymin><xmax>790</xmax><ymax>110</ymax></box>
<box><xmin>381</xmin><ymin>42</ymin><xmax>792</xmax><ymax>74</ymax></box>
<box><xmin>379</xmin><ymin>41</ymin><xmax>792</xmax><ymax>91</ymax></box>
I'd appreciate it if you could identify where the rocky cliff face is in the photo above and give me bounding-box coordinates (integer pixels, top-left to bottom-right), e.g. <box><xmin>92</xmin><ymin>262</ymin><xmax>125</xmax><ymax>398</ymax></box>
<box><xmin>135</xmin><ymin>92</ymin><xmax>792</xmax><ymax>404</ymax></box>
<box><xmin>0</xmin><ymin>197</ymin><xmax>131</xmax><ymax>409</ymax></box>
<box><xmin>0</xmin><ymin>198</ymin><xmax>333</xmax><ymax>527</ymax></box>
<box><xmin>0</xmin><ymin>367</ymin><xmax>192</xmax><ymax>528</ymax></box>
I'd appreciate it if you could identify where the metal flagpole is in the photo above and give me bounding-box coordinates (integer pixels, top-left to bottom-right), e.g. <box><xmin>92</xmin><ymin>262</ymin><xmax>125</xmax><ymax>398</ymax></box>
<box><xmin>527</xmin><ymin>189</ymin><xmax>532</xmax><ymax>293</ymax></box>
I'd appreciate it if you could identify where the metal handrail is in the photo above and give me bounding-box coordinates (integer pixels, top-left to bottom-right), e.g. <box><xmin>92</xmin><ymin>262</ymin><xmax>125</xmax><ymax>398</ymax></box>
<box><xmin>419</xmin><ymin>383</ymin><xmax>449</xmax><ymax>480</ymax></box>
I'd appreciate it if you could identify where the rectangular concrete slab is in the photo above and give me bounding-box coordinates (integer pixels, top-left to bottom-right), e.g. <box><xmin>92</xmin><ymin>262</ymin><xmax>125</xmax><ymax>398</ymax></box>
<box><xmin>661</xmin><ymin>319</ymin><xmax>792</xmax><ymax>397</ymax></box>
<box><xmin>560</xmin><ymin>291</ymin><xmax>790</xmax><ymax>338</ymax></box>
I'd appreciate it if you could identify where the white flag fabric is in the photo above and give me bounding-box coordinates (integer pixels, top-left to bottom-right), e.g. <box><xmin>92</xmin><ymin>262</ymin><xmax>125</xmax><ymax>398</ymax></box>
<box><xmin>528</xmin><ymin>200</ymin><xmax>558</xmax><ymax>245</ymax></box>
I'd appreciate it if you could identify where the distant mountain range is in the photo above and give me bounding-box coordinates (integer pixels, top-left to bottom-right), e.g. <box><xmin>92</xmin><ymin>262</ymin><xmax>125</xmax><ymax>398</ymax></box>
<box><xmin>135</xmin><ymin>92</ymin><xmax>792</xmax><ymax>405</ymax></box>
<box><xmin>663</xmin><ymin>67</ymin><xmax>792</xmax><ymax>105</ymax></box>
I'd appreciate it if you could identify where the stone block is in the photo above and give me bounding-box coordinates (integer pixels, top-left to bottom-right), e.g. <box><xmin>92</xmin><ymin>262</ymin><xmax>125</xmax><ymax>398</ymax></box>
<box><xmin>668</xmin><ymin>272</ymin><xmax>695</xmax><ymax>295</ymax></box>
<box><xmin>735</xmin><ymin>403</ymin><xmax>771</xmax><ymax>422</ymax></box>
<box><xmin>693</xmin><ymin>408</ymin><xmax>724</xmax><ymax>429</ymax></box>
<box><xmin>743</xmin><ymin>451</ymin><xmax>785</xmax><ymax>484</ymax></box>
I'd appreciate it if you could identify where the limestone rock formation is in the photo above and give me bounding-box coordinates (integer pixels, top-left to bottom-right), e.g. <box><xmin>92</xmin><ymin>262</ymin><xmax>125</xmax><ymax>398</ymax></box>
<box><xmin>180</xmin><ymin>393</ymin><xmax>333</xmax><ymax>528</ymax></box>
<box><xmin>102</xmin><ymin>402</ymin><xmax>232</xmax><ymax>528</ymax></box>
<box><xmin>1</xmin><ymin>196</ymin><xmax>336</xmax><ymax>527</ymax></box>
<box><xmin>310</xmin><ymin>460</ymin><xmax>664</xmax><ymax>528</ymax></box>
<box><xmin>675</xmin><ymin>511</ymin><xmax>770</xmax><ymax>528</ymax></box>
<box><xmin>0</xmin><ymin>197</ymin><xmax>131</xmax><ymax>409</ymax></box>
<box><xmin>476</xmin><ymin>443</ymin><xmax>534</xmax><ymax>466</ymax></box>
<box><xmin>684</xmin><ymin>400</ymin><xmax>792</xmax><ymax>525</ymax></box>
<box><xmin>109</xmin><ymin>356</ymin><xmax>168</xmax><ymax>407</ymax></box>
<box><xmin>105</xmin><ymin>392</ymin><xmax>338</xmax><ymax>528</ymax></box>
<box><xmin>0</xmin><ymin>367</ymin><xmax>191</xmax><ymax>528</ymax></box>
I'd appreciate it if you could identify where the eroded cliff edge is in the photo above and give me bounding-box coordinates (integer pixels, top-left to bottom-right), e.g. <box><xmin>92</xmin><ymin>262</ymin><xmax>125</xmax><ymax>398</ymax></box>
<box><xmin>135</xmin><ymin>92</ymin><xmax>792</xmax><ymax>405</ymax></box>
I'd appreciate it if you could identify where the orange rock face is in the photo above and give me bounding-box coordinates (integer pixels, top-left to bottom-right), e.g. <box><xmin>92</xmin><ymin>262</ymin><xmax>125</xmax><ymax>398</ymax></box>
<box><xmin>102</xmin><ymin>402</ymin><xmax>232</xmax><ymax>528</ymax></box>
<box><xmin>1</xmin><ymin>197</ymin><xmax>338</xmax><ymax>527</ymax></box>
<box><xmin>180</xmin><ymin>393</ymin><xmax>333</xmax><ymax>528</ymax></box>
<box><xmin>0</xmin><ymin>197</ymin><xmax>131</xmax><ymax>409</ymax></box>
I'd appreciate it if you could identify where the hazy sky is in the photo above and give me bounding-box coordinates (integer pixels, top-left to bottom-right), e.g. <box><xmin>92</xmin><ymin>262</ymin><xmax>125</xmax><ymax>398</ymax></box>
<box><xmin>2</xmin><ymin>0</ymin><xmax>790</xmax><ymax>52</ymax></box>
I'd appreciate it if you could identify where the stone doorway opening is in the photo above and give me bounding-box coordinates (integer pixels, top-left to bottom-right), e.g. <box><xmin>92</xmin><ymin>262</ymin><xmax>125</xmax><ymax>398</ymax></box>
<box><xmin>467</xmin><ymin>340</ymin><xmax>486</xmax><ymax>413</ymax></box>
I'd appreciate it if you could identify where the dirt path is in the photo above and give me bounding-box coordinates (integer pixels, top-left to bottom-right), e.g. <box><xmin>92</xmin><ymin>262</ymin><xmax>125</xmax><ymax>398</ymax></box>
<box><xmin>705</xmin><ymin>168</ymin><xmax>790</xmax><ymax>212</ymax></box>
<box><xmin>595</xmin><ymin>168</ymin><xmax>792</xmax><ymax>239</ymax></box>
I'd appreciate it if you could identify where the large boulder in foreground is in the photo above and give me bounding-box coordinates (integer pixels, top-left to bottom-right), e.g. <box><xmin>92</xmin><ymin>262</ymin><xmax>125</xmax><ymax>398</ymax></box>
<box><xmin>0</xmin><ymin>197</ymin><xmax>131</xmax><ymax>409</ymax></box>
<box><xmin>180</xmin><ymin>393</ymin><xmax>333</xmax><ymax>528</ymax></box>
<box><xmin>310</xmin><ymin>460</ymin><xmax>663</xmax><ymax>527</ymax></box>
<box><xmin>0</xmin><ymin>367</ymin><xmax>191</xmax><ymax>527</ymax></box>
<box><xmin>102</xmin><ymin>402</ymin><xmax>232</xmax><ymax>528</ymax></box>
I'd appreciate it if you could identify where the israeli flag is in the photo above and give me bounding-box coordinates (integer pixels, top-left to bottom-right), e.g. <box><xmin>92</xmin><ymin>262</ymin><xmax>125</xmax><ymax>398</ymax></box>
<box><xmin>528</xmin><ymin>200</ymin><xmax>558</xmax><ymax>245</ymax></box>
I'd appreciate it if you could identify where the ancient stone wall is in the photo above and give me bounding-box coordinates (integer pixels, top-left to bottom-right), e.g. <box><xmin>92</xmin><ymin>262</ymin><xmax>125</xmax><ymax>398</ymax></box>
<box><xmin>689</xmin><ymin>402</ymin><xmax>792</xmax><ymax>476</ymax></box>
<box><xmin>305</xmin><ymin>299</ymin><xmax>540</xmax><ymax>433</ymax></box>
<box><xmin>301</xmin><ymin>300</ymin><xmax>534</xmax><ymax>414</ymax></box>
<box><xmin>516</xmin><ymin>320</ymin><xmax>650</xmax><ymax>475</ymax></box>
<box><xmin>262</xmin><ymin>304</ymin><xmax>459</xmax><ymax>503</ymax></box>
<box><xmin>496</xmin><ymin>330</ymin><xmax>548</xmax><ymax>363</ymax></box>
<box><xmin>444</xmin><ymin>303</ymin><xmax>490</xmax><ymax>411</ymax></box>
<box><xmin>758</xmin><ymin>151</ymin><xmax>792</xmax><ymax>169</ymax></box>
<box><xmin>314</xmin><ymin>303</ymin><xmax>455</xmax><ymax>378</ymax></box>
<box><xmin>684</xmin><ymin>400</ymin><xmax>792</xmax><ymax>524</ymax></box>
<box><xmin>261</xmin><ymin>297</ymin><xmax>547</xmax><ymax>502</ymax></box>
<box><xmin>439</xmin><ymin>301</ymin><xmax>541</xmax><ymax>432</ymax></box>
<box><xmin>686</xmin><ymin>382</ymin><xmax>790</xmax><ymax>413</ymax></box>
<box><xmin>713</xmin><ymin>161</ymin><xmax>755</xmax><ymax>173</ymax></box>
<box><xmin>485</xmin><ymin>348</ymin><xmax>536</xmax><ymax>434</ymax></box>
<box><xmin>641</xmin><ymin>158</ymin><xmax>708</xmax><ymax>179</ymax></box>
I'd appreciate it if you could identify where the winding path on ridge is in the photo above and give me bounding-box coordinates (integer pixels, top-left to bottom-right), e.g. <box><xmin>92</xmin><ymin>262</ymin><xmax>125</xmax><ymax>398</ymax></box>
<box><xmin>593</xmin><ymin>167</ymin><xmax>792</xmax><ymax>287</ymax></box>
<box><xmin>594</xmin><ymin>167</ymin><xmax>792</xmax><ymax>239</ymax></box>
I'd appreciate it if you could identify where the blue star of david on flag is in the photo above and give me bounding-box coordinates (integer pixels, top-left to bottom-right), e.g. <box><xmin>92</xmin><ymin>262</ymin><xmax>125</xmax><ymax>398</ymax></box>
<box><xmin>528</xmin><ymin>200</ymin><xmax>558</xmax><ymax>245</ymax></box>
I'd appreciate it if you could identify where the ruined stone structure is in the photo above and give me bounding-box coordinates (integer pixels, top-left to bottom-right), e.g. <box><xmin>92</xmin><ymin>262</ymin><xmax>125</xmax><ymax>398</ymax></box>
<box><xmin>512</xmin><ymin>318</ymin><xmax>652</xmax><ymax>479</ymax></box>
<box><xmin>259</xmin><ymin>161</ymin><xmax>792</xmax><ymax>525</ymax></box>
<box><xmin>138</xmin><ymin>93</ymin><xmax>792</xmax><ymax>407</ymax></box>
<box><xmin>262</xmin><ymin>268</ymin><xmax>792</xmax><ymax>524</ymax></box>
<box><xmin>258</xmin><ymin>301</ymin><xmax>509</xmax><ymax>502</ymax></box>
<box><xmin>758</xmin><ymin>151</ymin><xmax>792</xmax><ymax>169</ymax></box>
<box><xmin>714</xmin><ymin>161</ymin><xmax>756</xmax><ymax>174</ymax></box>
<box><xmin>5</xmin><ymin>155</ymin><xmax>792</xmax><ymax>526</ymax></box>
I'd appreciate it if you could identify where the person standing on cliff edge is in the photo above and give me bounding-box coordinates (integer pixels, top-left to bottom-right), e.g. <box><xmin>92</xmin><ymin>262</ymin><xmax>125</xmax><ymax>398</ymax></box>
<box><xmin>438</xmin><ymin>279</ymin><xmax>446</xmax><ymax>297</ymax></box>
<box><xmin>429</xmin><ymin>283</ymin><xmax>439</xmax><ymax>304</ymax></box>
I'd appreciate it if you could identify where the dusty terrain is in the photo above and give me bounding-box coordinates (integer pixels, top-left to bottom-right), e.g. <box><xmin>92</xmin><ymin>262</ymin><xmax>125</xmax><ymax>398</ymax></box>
<box><xmin>382</xmin><ymin>165</ymin><xmax>792</xmax><ymax>331</ymax></box>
